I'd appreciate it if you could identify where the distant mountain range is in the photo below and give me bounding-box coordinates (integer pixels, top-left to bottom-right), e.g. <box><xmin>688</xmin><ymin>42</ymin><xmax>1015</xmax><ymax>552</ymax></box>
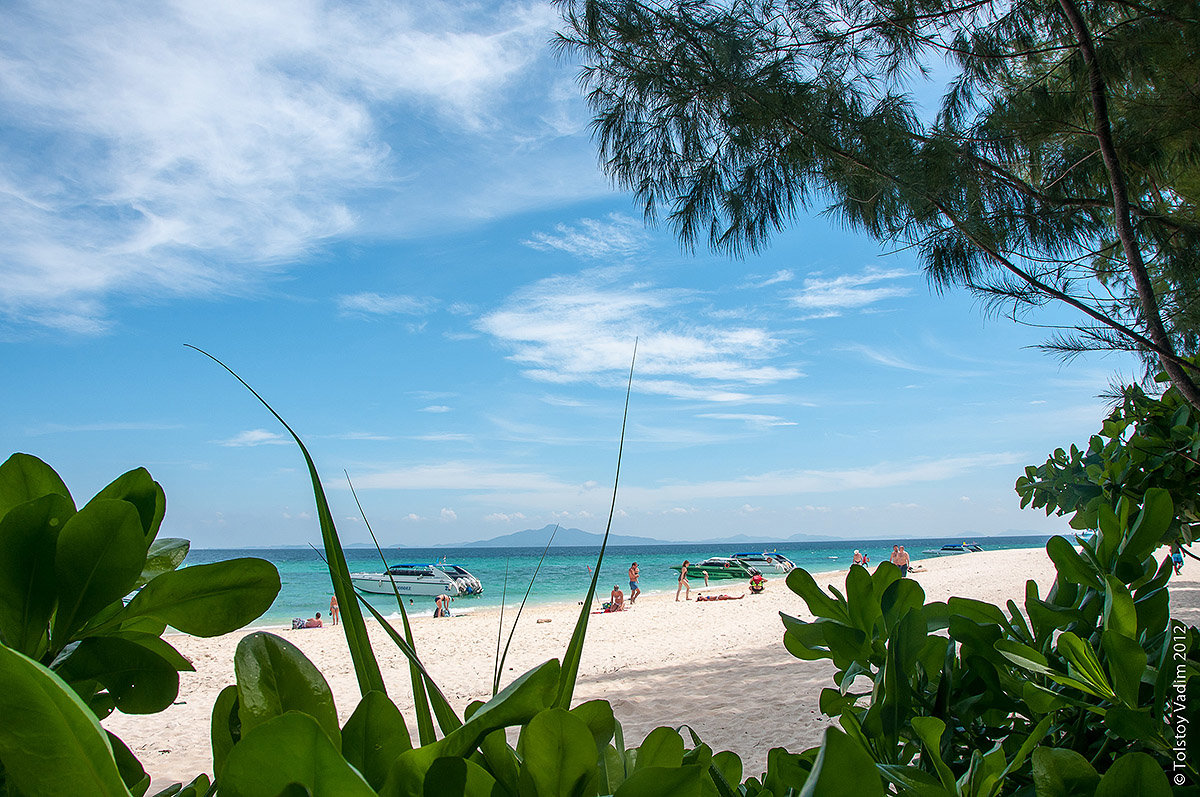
<box><xmin>432</xmin><ymin>524</ymin><xmax>844</xmax><ymax>548</ymax></box>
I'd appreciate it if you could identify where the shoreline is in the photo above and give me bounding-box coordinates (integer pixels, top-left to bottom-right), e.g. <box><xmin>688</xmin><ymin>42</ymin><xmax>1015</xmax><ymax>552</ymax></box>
<box><xmin>107</xmin><ymin>546</ymin><xmax>1196</xmax><ymax>789</ymax></box>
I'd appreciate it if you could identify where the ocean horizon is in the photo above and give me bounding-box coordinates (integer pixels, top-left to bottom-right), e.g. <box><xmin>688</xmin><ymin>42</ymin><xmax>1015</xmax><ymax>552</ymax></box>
<box><xmin>183</xmin><ymin>534</ymin><xmax>1058</xmax><ymax>627</ymax></box>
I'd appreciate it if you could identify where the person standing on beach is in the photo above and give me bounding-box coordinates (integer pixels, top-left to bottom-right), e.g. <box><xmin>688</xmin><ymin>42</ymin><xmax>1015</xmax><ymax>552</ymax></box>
<box><xmin>628</xmin><ymin>562</ymin><xmax>640</xmax><ymax>604</ymax></box>
<box><xmin>329</xmin><ymin>595</ymin><xmax>339</xmax><ymax>625</ymax></box>
<box><xmin>676</xmin><ymin>560</ymin><xmax>691</xmax><ymax>601</ymax></box>
<box><xmin>897</xmin><ymin>546</ymin><xmax>910</xmax><ymax>577</ymax></box>
<box><xmin>889</xmin><ymin>546</ymin><xmax>900</xmax><ymax>566</ymax></box>
<box><xmin>852</xmin><ymin>550</ymin><xmax>862</xmax><ymax>566</ymax></box>
<box><xmin>1172</xmin><ymin>542</ymin><xmax>1185</xmax><ymax>575</ymax></box>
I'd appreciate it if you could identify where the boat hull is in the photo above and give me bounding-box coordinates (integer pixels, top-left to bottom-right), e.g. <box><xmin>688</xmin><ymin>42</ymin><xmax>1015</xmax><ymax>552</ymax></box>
<box><xmin>350</xmin><ymin>575</ymin><xmax>460</xmax><ymax>596</ymax></box>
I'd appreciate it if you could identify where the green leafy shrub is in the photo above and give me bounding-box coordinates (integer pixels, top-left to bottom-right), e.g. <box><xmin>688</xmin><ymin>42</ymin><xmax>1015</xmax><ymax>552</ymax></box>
<box><xmin>0</xmin><ymin>453</ymin><xmax>281</xmax><ymax>796</ymax></box>
<box><xmin>1017</xmin><ymin>375</ymin><xmax>1200</xmax><ymax>546</ymax></box>
<box><xmin>779</xmin><ymin>488</ymin><xmax>1197</xmax><ymax>795</ymax></box>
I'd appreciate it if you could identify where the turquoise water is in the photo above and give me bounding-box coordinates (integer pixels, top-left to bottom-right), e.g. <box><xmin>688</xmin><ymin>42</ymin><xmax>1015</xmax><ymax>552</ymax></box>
<box><xmin>186</xmin><ymin>535</ymin><xmax>1053</xmax><ymax>627</ymax></box>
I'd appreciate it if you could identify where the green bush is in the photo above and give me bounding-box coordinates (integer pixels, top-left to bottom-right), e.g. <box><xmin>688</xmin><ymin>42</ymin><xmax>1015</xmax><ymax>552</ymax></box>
<box><xmin>780</xmin><ymin>489</ymin><xmax>1197</xmax><ymax>795</ymax></box>
<box><xmin>0</xmin><ymin>454</ymin><xmax>281</xmax><ymax>796</ymax></box>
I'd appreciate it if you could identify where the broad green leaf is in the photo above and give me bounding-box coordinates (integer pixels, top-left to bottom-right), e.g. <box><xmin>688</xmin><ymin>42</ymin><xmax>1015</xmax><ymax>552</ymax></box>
<box><xmin>234</xmin><ymin>632</ymin><xmax>340</xmax><ymax>748</ymax></box>
<box><xmin>1104</xmin><ymin>707</ymin><xmax>1161</xmax><ymax>743</ymax></box>
<box><xmin>846</xmin><ymin>563</ymin><xmax>881</xmax><ymax>633</ymax></box>
<box><xmin>424</xmin><ymin>757</ymin><xmax>503</xmax><ymax>797</ymax></box>
<box><xmin>121</xmin><ymin>557</ymin><xmax>280</xmax><ymax>636</ymax></box>
<box><xmin>478</xmin><ymin>729</ymin><xmax>521</xmax><ymax>796</ymax></box>
<box><xmin>1100</xmin><ymin>630</ymin><xmax>1147</xmax><ymax>706</ymax></box>
<box><xmin>786</xmin><ymin>569</ymin><xmax>850</xmax><ymax>623</ymax></box>
<box><xmin>1046</xmin><ymin>536</ymin><xmax>1101</xmax><ymax>590</ymax></box>
<box><xmin>219</xmin><ymin>712</ymin><xmax>374</xmax><ymax>797</ymax></box>
<box><xmin>92</xmin><ymin>468</ymin><xmax>166</xmax><ymax>545</ymax></box>
<box><xmin>1101</xmin><ymin>575</ymin><xmax>1136</xmax><ymax>640</ymax></box>
<box><xmin>570</xmin><ymin>698</ymin><xmax>616</xmax><ymax>759</ymax></box>
<box><xmin>210</xmin><ymin>684</ymin><xmax>240</xmax><ymax>778</ymax></box>
<box><xmin>635</xmin><ymin>726</ymin><xmax>685</xmax><ymax>770</ymax></box>
<box><xmin>0</xmin><ymin>453</ymin><xmax>74</xmax><ymax>519</ymax></box>
<box><xmin>516</xmin><ymin>708</ymin><xmax>598</xmax><ymax>797</ymax></box>
<box><xmin>710</xmin><ymin>751</ymin><xmax>742</xmax><ymax>795</ymax></box>
<box><xmin>909</xmin><ymin>717</ymin><xmax>955</xmax><ymax>793</ymax></box>
<box><xmin>947</xmin><ymin>597</ymin><xmax>1007</xmax><ymax>627</ymax></box>
<box><xmin>0</xmin><ymin>642</ymin><xmax>131</xmax><ymax>796</ymax></box>
<box><xmin>613</xmin><ymin>765</ymin><xmax>703</xmax><ymax>797</ymax></box>
<box><xmin>1120</xmin><ymin>489</ymin><xmax>1173</xmax><ymax>562</ymax></box>
<box><xmin>0</xmin><ymin>492</ymin><xmax>72</xmax><ymax>656</ymax></box>
<box><xmin>54</xmin><ymin>635</ymin><xmax>180</xmax><ymax>714</ymax></box>
<box><xmin>880</xmin><ymin>577</ymin><xmax>925</xmax><ymax>633</ymax></box>
<box><xmin>994</xmin><ymin>639</ymin><xmax>1053</xmax><ymax>676</ymax></box>
<box><xmin>1094</xmin><ymin>751</ymin><xmax>1170</xmax><ymax>796</ymax></box>
<box><xmin>1031</xmin><ymin>747</ymin><xmax>1099</xmax><ymax>797</ymax></box>
<box><xmin>103</xmin><ymin>632</ymin><xmax>194</xmax><ymax>672</ymax></box>
<box><xmin>137</xmin><ymin>538</ymin><xmax>189</xmax><ymax>589</ymax></box>
<box><xmin>1056</xmin><ymin>632</ymin><xmax>1115</xmax><ymax>700</ymax></box>
<box><xmin>342</xmin><ymin>690</ymin><xmax>413</xmax><ymax>791</ymax></box>
<box><xmin>108</xmin><ymin>730</ymin><xmax>150</xmax><ymax>794</ymax></box>
<box><xmin>798</xmin><ymin>728</ymin><xmax>882</xmax><ymax>797</ymax></box>
<box><xmin>53</xmin><ymin>498</ymin><xmax>147</xmax><ymax>645</ymax></box>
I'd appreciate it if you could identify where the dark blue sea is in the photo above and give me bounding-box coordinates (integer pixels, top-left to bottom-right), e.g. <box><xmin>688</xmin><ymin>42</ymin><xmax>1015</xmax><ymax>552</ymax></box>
<box><xmin>185</xmin><ymin>535</ymin><xmax>1054</xmax><ymax>627</ymax></box>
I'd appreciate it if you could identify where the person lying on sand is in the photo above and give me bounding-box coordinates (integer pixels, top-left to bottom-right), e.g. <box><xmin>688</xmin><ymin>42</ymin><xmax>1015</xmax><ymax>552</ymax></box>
<box><xmin>695</xmin><ymin>594</ymin><xmax>744</xmax><ymax>601</ymax></box>
<box><xmin>302</xmin><ymin>612</ymin><xmax>323</xmax><ymax>628</ymax></box>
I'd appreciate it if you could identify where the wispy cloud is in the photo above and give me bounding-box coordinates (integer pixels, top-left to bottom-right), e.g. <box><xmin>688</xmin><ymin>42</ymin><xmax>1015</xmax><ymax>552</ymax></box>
<box><xmin>217</xmin><ymin>429</ymin><xmax>288</xmax><ymax>447</ymax></box>
<box><xmin>477</xmin><ymin>269</ymin><xmax>802</xmax><ymax>402</ymax></box>
<box><xmin>747</xmin><ymin>269</ymin><xmax>794</xmax><ymax>288</ymax></box>
<box><xmin>0</xmin><ymin>0</ymin><xmax>575</xmax><ymax>332</ymax></box>
<box><xmin>26</xmin><ymin>421</ymin><xmax>183</xmax><ymax>435</ymax></box>
<box><xmin>337</xmin><ymin>292</ymin><xmax>437</xmax><ymax>317</ymax></box>
<box><xmin>421</xmin><ymin>405</ymin><xmax>452</xmax><ymax>413</ymax></box>
<box><xmin>523</xmin><ymin>213</ymin><xmax>648</xmax><ymax>260</ymax></box>
<box><xmin>697</xmin><ymin>413</ymin><xmax>798</xmax><ymax>428</ymax></box>
<box><xmin>788</xmin><ymin>267</ymin><xmax>914</xmax><ymax>318</ymax></box>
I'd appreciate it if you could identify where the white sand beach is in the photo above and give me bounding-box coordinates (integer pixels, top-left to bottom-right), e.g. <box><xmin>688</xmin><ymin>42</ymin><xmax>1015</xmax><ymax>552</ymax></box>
<box><xmin>103</xmin><ymin>547</ymin><xmax>1199</xmax><ymax>789</ymax></box>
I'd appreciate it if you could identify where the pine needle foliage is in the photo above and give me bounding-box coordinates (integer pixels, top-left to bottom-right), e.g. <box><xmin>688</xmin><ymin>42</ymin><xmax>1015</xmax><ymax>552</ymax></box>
<box><xmin>556</xmin><ymin>0</ymin><xmax>1200</xmax><ymax>402</ymax></box>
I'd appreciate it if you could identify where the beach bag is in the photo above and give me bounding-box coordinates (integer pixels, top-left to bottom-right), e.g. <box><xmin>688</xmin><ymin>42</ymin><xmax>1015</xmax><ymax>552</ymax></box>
<box><xmin>292</xmin><ymin>618</ymin><xmax>305</xmax><ymax>629</ymax></box>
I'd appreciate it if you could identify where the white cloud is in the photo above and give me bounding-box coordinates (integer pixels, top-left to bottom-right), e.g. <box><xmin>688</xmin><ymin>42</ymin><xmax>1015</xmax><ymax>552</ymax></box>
<box><xmin>337</xmin><ymin>293</ymin><xmax>437</xmax><ymax>317</ymax></box>
<box><xmin>217</xmin><ymin>428</ymin><xmax>288</xmax><ymax>447</ymax></box>
<box><xmin>0</xmin><ymin>0</ymin><xmax>577</xmax><ymax>332</ymax></box>
<box><xmin>485</xmin><ymin>511</ymin><xmax>526</xmax><ymax>523</ymax></box>
<box><xmin>421</xmin><ymin>405</ymin><xmax>452</xmax><ymax>413</ymax></box>
<box><xmin>440</xmin><ymin>507</ymin><xmax>457</xmax><ymax>521</ymax></box>
<box><xmin>697</xmin><ymin>413</ymin><xmax>797</xmax><ymax>427</ymax></box>
<box><xmin>477</xmin><ymin>269</ymin><xmax>802</xmax><ymax>401</ymax></box>
<box><xmin>748</xmin><ymin>269</ymin><xmax>794</xmax><ymax>288</ymax></box>
<box><xmin>523</xmin><ymin>214</ymin><xmax>648</xmax><ymax>260</ymax></box>
<box><xmin>788</xmin><ymin>267</ymin><xmax>914</xmax><ymax>318</ymax></box>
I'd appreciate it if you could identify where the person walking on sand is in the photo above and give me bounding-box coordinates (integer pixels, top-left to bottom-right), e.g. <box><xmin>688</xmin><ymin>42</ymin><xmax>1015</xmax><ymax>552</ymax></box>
<box><xmin>676</xmin><ymin>560</ymin><xmax>691</xmax><ymax>601</ymax></box>
<box><xmin>897</xmin><ymin>546</ymin><xmax>910</xmax><ymax>577</ymax></box>
<box><xmin>628</xmin><ymin>562</ymin><xmax>641</xmax><ymax>604</ymax></box>
<box><xmin>329</xmin><ymin>595</ymin><xmax>339</xmax><ymax>625</ymax></box>
<box><xmin>1172</xmin><ymin>541</ymin><xmax>1185</xmax><ymax>575</ymax></box>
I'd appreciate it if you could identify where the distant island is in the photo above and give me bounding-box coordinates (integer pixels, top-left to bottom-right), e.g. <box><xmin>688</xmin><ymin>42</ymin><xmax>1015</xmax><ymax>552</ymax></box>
<box><xmin>437</xmin><ymin>524</ymin><xmax>844</xmax><ymax>548</ymax></box>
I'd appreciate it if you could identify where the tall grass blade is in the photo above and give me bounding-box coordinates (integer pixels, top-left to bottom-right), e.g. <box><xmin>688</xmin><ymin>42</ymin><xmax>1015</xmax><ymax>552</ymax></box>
<box><xmin>357</xmin><ymin>591</ymin><xmax>461</xmax><ymax>733</ymax></box>
<box><xmin>187</xmin><ymin>345</ymin><xmax>387</xmax><ymax>697</ymax></box>
<box><xmin>494</xmin><ymin>525</ymin><xmax>559</xmax><ymax>695</ymax></box>
<box><xmin>346</xmin><ymin>476</ymin><xmax>438</xmax><ymax>744</ymax></box>
<box><xmin>493</xmin><ymin>559</ymin><xmax>509</xmax><ymax>696</ymax></box>
<box><xmin>555</xmin><ymin>342</ymin><xmax>636</xmax><ymax>709</ymax></box>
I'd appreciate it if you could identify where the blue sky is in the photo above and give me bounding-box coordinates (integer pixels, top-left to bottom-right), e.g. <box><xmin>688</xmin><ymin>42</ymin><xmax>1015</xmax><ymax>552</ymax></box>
<box><xmin>0</xmin><ymin>0</ymin><xmax>1138</xmax><ymax>547</ymax></box>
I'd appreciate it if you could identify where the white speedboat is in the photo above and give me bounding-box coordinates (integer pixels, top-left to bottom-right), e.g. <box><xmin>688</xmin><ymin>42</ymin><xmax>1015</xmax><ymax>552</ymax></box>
<box><xmin>730</xmin><ymin>551</ymin><xmax>796</xmax><ymax>573</ymax></box>
<box><xmin>920</xmin><ymin>543</ymin><xmax>983</xmax><ymax>556</ymax></box>
<box><xmin>350</xmin><ymin>562</ymin><xmax>484</xmax><ymax>597</ymax></box>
